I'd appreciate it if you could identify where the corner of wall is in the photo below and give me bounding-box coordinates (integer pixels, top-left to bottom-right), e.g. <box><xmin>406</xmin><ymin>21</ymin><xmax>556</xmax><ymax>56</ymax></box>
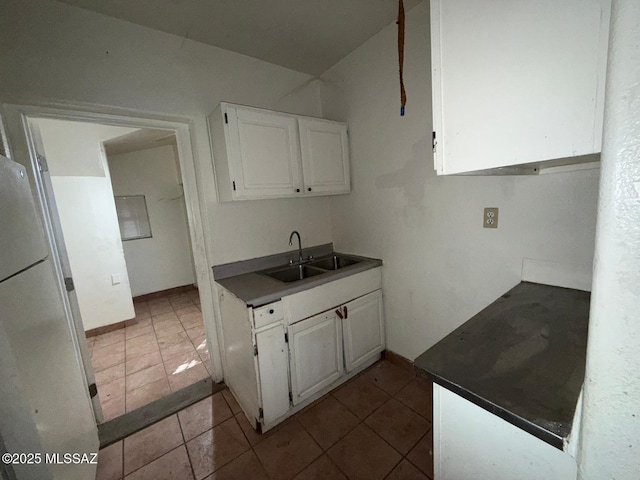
<box><xmin>273</xmin><ymin>76</ymin><xmax>324</xmax><ymax>117</ymax></box>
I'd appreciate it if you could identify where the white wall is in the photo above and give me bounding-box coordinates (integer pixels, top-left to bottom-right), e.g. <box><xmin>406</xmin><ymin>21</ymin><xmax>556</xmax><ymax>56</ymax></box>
<box><xmin>108</xmin><ymin>144</ymin><xmax>196</xmax><ymax>297</ymax></box>
<box><xmin>321</xmin><ymin>2</ymin><xmax>600</xmax><ymax>360</ymax></box>
<box><xmin>0</xmin><ymin>0</ymin><xmax>333</xmax><ymax>267</ymax></box>
<box><xmin>36</xmin><ymin>118</ymin><xmax>136</xmax><ymax>331</ymax></box>
<box><xmin>578</xmin><ymin>1</ymin><xmax>640</xmax><ymax>477</ymax></box>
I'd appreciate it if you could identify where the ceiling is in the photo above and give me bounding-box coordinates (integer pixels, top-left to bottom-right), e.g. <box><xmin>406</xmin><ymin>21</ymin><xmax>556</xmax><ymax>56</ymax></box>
<box><xmin>103</xmin><ymin>128</ymin><xmax>175</xmax><ymax>156</ymax></box>
<box><xmin>56</xmin><ymin>0</ymin><xmax>421</xmax><ymax>75</ymax></box>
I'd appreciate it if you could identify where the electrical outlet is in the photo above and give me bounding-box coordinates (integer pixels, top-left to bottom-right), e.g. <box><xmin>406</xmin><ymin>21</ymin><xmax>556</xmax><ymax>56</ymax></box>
<box><xmin>484</xmin><ymin>207</ymin><xmax>499</xmax><ymax>228</ymax></box>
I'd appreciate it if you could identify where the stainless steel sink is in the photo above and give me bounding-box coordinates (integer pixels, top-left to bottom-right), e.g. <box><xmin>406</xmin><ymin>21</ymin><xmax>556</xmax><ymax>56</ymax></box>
<box><xmin>309</xmin><ymin>255</ymin><xmax>360</xmax><ymax>271</ymax></box>
<box><xmin>264</xmin><ymin>264</ymin><xmax>326</xmax><ymax>283</ymax></box>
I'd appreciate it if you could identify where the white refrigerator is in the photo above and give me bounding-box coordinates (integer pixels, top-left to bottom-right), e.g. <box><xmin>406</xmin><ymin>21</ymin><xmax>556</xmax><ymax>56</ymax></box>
<box><xmin>0</xmin><ymin>153</ymin><xmax>98</xmax><ymax>479</ymax></box>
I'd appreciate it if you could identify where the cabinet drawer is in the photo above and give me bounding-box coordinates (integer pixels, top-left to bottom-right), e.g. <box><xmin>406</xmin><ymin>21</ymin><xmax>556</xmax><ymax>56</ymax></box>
<box><xmin>253</xmin><ymin>301</ymin><xmax>284</xmax><ymax>329</ymax></box>
<box><xmin>283</xmin><ymin>267</ymin><xmax>382</xmax><ymax>325</ymax></box>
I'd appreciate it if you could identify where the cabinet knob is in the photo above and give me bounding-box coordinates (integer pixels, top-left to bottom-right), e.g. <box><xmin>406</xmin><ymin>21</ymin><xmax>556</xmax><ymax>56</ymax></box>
<box><xmin>307</xmin><ymin>187</ymin><xmax>312</xmax><ymax>192</ymax></box>
<box><xmin>296</xmin><ymin>188</ymin><xmax>300</xmax><ymax>193</ymax></box>
<box><xmin>269</xmin><ymin>309</ymin><xmax>274</xmax><ymax>314</ymax></box>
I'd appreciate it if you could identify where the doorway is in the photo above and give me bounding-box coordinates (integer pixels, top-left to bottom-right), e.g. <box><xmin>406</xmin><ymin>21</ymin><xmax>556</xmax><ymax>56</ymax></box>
<box><xmin>33</xmin><ymin>117</ymin><xmax>212</xmax><ymax>421</ymax></box>
<box><xmin>2</xmin><ymin>104</ymin><xmax>223</xmax><ymax>429</ymax></box>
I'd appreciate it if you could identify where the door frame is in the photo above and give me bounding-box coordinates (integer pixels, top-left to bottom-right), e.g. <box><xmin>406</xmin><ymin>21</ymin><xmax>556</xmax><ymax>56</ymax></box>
<box><xmin>0</xmin><ymin>104</ymin><xmax>225</xmax><ymax>394</ymax></box>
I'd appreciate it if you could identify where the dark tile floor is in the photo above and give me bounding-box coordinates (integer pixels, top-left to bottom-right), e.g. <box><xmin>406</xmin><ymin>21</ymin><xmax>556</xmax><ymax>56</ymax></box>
<box><xmin>96</xmin><ymin>360</ymin><xmax>434</xmax><ymax>480</ymax></box>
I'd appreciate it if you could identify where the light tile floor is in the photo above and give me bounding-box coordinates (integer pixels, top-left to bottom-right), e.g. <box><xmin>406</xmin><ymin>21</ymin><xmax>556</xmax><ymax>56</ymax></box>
<box><xmin>87</xmin><ymin>288</ymin><xmax>210</xmax><ymax>421</ymax></box>
<box><xmin>95</xmin><ymin>360</ymin><xmax>434</xmax><ymax>480</ymax></box>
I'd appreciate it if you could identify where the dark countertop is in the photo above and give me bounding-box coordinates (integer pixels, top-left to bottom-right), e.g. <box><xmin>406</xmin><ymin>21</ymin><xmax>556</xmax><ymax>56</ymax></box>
<box><xmin>214</xmin><ymin>245</ymin><xmax>382</xmax><ymax>307</ymax></box>
<box><xmin>414</xmin><ymin>282</ymin><xmax>590</xmax><ymax>449</ymax></box>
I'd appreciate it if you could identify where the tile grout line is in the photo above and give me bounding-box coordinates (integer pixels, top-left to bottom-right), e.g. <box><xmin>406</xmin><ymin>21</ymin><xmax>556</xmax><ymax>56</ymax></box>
<box><xmin>175</xmin><ymin>411</ymin><xmax>198</xmax><ymax>480</ymax></box>
<box><xmin>151</xmin><ymin>309</ymin><xmax>175</xmax><ymax>396</ymax></box>
<box><xmin>96</xmin><ymin>291</ymin><xmax>204</xmax><ymax>420</ymax></box>
<box><xmin>114</xmin><ymin>292</ymin><xmax>201</xmax><ymax>478</ymax></box>
<box><xmin>125</xmin><ymin>322</ymin><xmax>161</xmax><ymax>412</ymax></box>
<box><xmin>287</xmin><ymin>372</ymin><xmax>389</xmax><ymax>477</ymax></box>
<box><xmin>123</xmin><ymin>444</ymin><xmax>186</xmax><ymax>479</ymax></box>
<box><xmin>103</xmin><ymin>305</ymin><xmax>432</xmax><ymax>478</ymax></box>
<box><xmin>401</xmin><ymin>428</ymin><xmax>433</xmax><ymax>479</ymax></box>
<box><xmin>292</xmin><ymin>407</ymin><xmax>352</xmax><ymax>478</ymax></box>
<box><xmin>294</xmin><ymin>363</ymin><xmax>431</xmax><ymax>479</ymax></box>
<box><xmin>123</xmin><ymin>324</ymin><xmax>128</xmax><ymax>416</ymax></box>
<box><xmin>104</xmin><ymin>358</ymin><xmax>434</xmax><ymax>480</ymax></box>
<box><xmin>120</xmin><ymin>437</ymin><xmax>124</xmax><ymax>480</ymax></box>
<box><xmin>361</xmin><ymin>370</ymin><xmax>433</xmax><ymax>479</ymax></box>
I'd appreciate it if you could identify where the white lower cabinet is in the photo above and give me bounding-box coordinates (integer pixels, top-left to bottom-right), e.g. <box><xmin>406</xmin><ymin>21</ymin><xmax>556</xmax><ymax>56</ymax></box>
<box><xmin>289</xmin><ymin>311</ymin><xmax>343</xmax><ymax>405</ymax></box>
<box><xmin>218</xmin><ymin>267</ymin><xmax>384</xmax><ymax>432</ymax></box>
<box><xmin>255</xmin><ymin>324</ymin><xmax>290</xmax><ymax>425</ymax></box>
<box><xmin>343</xmin><ymin>290</ymin><xmax>384</xmax><ymax>373</ymax></box>
<box><xmin>434</xmin><ymin>384</ymin><xmax>577</xmax><ymax>479</ymax></box>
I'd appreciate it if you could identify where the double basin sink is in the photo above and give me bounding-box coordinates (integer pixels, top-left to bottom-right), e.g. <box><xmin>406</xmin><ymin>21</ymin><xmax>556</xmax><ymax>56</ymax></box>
<box><xmin>260</xmin><ymin>254</ymin><xmax>360</xmax><ymax>283</ymax></box>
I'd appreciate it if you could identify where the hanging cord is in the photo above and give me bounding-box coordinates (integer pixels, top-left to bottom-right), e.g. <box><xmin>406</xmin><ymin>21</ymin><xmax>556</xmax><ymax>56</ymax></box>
<box><xmin>398</xmin><ymin>0</ymin><xmax>406</xmax><ymax>116</ymax></box>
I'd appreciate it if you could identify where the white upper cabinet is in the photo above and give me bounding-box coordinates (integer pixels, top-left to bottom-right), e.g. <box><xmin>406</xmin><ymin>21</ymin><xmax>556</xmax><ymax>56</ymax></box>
<box><xmin>299</xmin><ymin>118</ymin><xmax>350</xmax><ymax>195</ymax></box>
<box><xmin>209</xmin><ymin>104</ymin><xmax>302</xmax><ymax>200</ymax></box>
<box><xmin>430</xmin><ymin>0</ymin><xmax>611</xmax><ymax>175</ymax></box>
<box><xmin>208</xmin><ymin>103</ymin><xmax>350</xmax><ymax>201</ymax></box>
<box><xmin>228</xmin><ymin>106</ymin><xmax>303</xmax><ymax>199</ymax></box>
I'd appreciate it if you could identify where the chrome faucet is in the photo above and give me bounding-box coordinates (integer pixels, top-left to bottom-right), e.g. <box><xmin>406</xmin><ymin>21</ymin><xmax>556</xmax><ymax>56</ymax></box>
<box><xmin>289</xmin><ymin>230</ymin><xmax>311</xmax><ymax>265</ymax></box>
<box><xmin>289</xmin><ymin>230</ymin><xmax>304</xmax><ymax>264</ymax></box>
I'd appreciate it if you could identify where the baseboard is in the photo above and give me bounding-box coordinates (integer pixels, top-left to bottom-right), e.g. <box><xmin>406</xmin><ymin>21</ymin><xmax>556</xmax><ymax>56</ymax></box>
<box><xmin>86</xmin><ymin>285</ymin><xmax>198</xmax><ymax>337</ymax></box>
<box><xmin>383</xmin><ymin>349</ymin><xmax>433</xmax><ymax>389</ymax></box>
<box><xmin>85</xmin><ymin>318</ymin><xmax>137</xmax><ymax>338</ymax></box>
<box><xmin>382</xmin><ymin>349</ymin><xmax>414</xmax><ymax>372</ymax></box>
<box><xmin>133</xmin><ymin>284</ymin><xmax>198</xmax><ymax>303</ymax></box>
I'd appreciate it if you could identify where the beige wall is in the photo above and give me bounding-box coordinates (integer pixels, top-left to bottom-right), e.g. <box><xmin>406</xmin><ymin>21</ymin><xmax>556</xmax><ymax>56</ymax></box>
<box><xmin>108</xmin><ymin>144</ymin><xmax>197</xmax><ymax>297</ymax></box>
<box><xmin>321</xmin><ymin>2</ymin><xmax>599</xmax><ymax>360</ymax></box>
<box><xmin>36</xmin><ymin>118</ymin><xmax>137</xmax><ymax>331</ymax></box>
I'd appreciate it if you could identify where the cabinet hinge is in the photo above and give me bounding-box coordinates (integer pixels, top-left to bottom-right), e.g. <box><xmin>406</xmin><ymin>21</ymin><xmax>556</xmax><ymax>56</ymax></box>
<box><xmin>253</xmin><ymin>344</ymin><xmax>258</xmax><ymax>356</ymax></box>
<box><xmin>37</xmin><ymin>154</ymin><xmax>49</xmax><ymax>172</ymax></box>
<box><xmin>64</xmin><ymin>277</ymin><xmax>75</xmax><ymax>292</ymax></box>
<box><xmin>88</xmin><ymin>383</ymin><xmax>97</xmax><ymax>399</ymax></box>
<box><xmin>232</xmin><ymin>181</ymin><xmax>236</xmax><ymax>191</ymax></box>
<box><xmin>289</xmin><ymin>391</ymin><xmax>293</xmax><ymax>403</ymax></box>
<box><xmin>432</xmin><ymin>131</ymin><xmax>437</xmax><ymax>153</ymax></box>
<box><xmin>224</xmin><ymin>112</ymin><xmax>228</xmax><ymax>124</ymax></box>
<box><xmin>284</xmin><ymin>332</ymin><xmax>288</xmax><ymax>343</ymax></box>
<box><xmin>258</xmin><ymin>407</ymin><xmax>264</xmax><ymax>420</ymax></box>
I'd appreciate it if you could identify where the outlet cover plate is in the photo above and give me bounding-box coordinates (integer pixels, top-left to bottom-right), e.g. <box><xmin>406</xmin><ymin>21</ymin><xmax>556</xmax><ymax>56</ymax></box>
<box><xmin>484</xmin><ymin>207</ymin><xmax>499</xmax><ymax>228</ymax></box>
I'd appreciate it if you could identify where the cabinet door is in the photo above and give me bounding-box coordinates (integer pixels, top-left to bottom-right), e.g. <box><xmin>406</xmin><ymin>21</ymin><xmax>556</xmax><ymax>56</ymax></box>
<box><xmin>255</xmin><ymin>324</ymin><xmax>290</xmax><ymax>426</ymax></box>
<box><xmin>227</xmin><ymin>106</ymin><xmax>303</xmax><ymax>198</ymax></box>
<box><xmin>298</xmin><ymin>118</ymin><xmax>350</xmax><ymax>195</ymax></box>
<box><xmin>343</xmin><ymin>290</ymin><xmax>384</xmax><ymax>373</ymax></box>
<box><xmin>289</xmin><ymin>311</ymin><xmax>343</xmax><ymax>405</ymax></box>
<box><xmin>431</xmin><ymin>0</ymin><xmax>610</xmax><ymax>174</ymax></box>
